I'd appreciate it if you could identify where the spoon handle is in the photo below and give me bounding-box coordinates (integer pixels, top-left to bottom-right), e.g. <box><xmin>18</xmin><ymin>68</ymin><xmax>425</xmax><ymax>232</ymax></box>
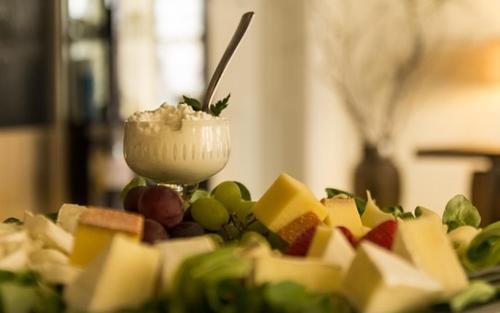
<box><xmin>202</xmin><ymin>11</ymin><xmax>254</xmax><ymax>112</ymax></box>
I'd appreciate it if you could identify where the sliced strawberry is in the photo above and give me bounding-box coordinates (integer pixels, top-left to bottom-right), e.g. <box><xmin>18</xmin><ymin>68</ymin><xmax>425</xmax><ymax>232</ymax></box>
<box><xmin>360</xmin><ymin>220</ymin><xmax>398</xmax><ymax>250</ymax></box>
<box><xmin>336</xmin><ymin>226</ymin><xmax>358</xmax><ymax>247</ymax></box>
<box><xmin>286</xmin><ymin>227</ymin><xmax>317</xmax><ymax>257</ymax></box>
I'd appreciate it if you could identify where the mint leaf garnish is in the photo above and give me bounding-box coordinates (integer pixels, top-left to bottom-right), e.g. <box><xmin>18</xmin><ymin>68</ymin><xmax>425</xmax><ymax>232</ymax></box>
<box><xmin>183</xmin><ymin>95</ymin><xmax>203</xmax><ymax>112</ymax></box>
<box><xmin>209</xmin><ymin>94</ymin><xmax>230</xmax><ymax>117</ymax></box>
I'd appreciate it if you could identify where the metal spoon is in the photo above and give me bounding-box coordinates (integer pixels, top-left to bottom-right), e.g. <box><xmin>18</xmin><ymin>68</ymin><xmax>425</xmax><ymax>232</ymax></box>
<box><xmin>202</xmin><ymin>11</ymin><xmax>254</xmax><ymax>112</ymax></box>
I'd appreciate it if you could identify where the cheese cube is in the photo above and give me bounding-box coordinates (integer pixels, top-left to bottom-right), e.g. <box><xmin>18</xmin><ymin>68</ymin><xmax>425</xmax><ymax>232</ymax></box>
<box><xmin>307</xmin><ymin>226</ymin><xmax>354</xmax><ymax>272</ymax></box>
<box><xmin>322</xmin><ymin>197</ymin><xmax>364</xmax><ymax>237</ymax></box>
<box><xmin>360</xmin><ymin>192</ymin><xmax>394</xmax><ymax>228</ymax></box>
<box><xmin>156</xmin><ymin>236</ymin><xmax>216</xmax><ymax>294</ymax></box>
<box><xmin>277</xmin><ymin>212</ymin><xmax>321</xmax><ymax>243</ymax></box>
<box><xmin>447</xmin><ymin>225</ymin><xmax>480</xmax><ymax>254</ymax></box>
<box><xmin>70</xmin><ymin>208</ymin><xmax>144</xmax><ymax>267</ymax></box>
<box><xmin>64</xmin><ymin>235</ymin><xmax>160</xmax><ymax>313</ymax></box>
<box><xmin>253</xmin><ymin>173</ymin><xmax>328</xmax><ymax>232</ymax></box>
<box><xmin>253</xmin><ymin>255</ymin><xmax>342</xmax><ymax>293</ymax></box>
<box><xmin>393</xmin><ymin>213</ymin><xmax>468</xmax><ymax>297</ymax></box>
<box><xmin>24</xmin><ymin>213</ymin><xmax>73</xmax><ymax>254</ymax></box>
<box><xmin>343</xmin><ymin>242</ymin><xmax>442</xmax><ymax>313</ymax></box>
<box><xmin>57</xmin><ymin>203</ymin><xmax>87</xmax><ymax>234</ymax></box>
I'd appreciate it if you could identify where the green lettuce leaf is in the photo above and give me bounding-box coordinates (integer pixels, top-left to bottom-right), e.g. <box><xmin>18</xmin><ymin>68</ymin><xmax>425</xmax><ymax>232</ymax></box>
<box><xmin>449</xmin><ymin>281</ymin><xmax>497</xmax><ymax>312</ymax></box>
<box><xmin>443</xmin><ymin>195</ymin><xmax>481</xmax><ymax>232</ymax></box>
<box><xmin>465</xmin><ymin>221</ymin><xmax>500</xmax><ymax>271</ymax></box>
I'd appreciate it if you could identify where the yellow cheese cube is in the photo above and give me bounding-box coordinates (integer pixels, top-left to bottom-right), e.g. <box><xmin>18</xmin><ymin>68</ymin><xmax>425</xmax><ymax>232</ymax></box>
<box><xmin>253</xmin><ymin>173</ymin><xmax>327</xmax><ymax>232</ymax></box>
<box><xmin>70</xmin><ymin>208</ymin><xmax>144</xmax><ymax>267</ymax></box>
<box><xmin>393</xmin><ymin>213</ymin><xmax>469</xmax><ymax>297</ymax></box>
<box><xmin>322</xmin><ymin>197</ymin><xmax>364</xmax><ymax>237</ymax></box>
<box><xmin>361</xmin><ymin>192</ymin><xmax>395</xmax><ymax>228</ymax></box>
<box><xmin>65</xmin><ymin>235</ymin><xmax>160</xmax><ymax>312</ymax></box>
<box><xmin>253</xmin><ymin>255</ymin><xmax>342</xmax><ymax>293</ymax></box>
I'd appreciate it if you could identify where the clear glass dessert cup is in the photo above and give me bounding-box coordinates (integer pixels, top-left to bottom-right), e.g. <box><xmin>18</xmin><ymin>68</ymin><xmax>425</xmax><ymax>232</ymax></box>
<box><xmin>123</xmin><ymin>119</ymin><xmax>230</xmax><ymax>191</ymax></box>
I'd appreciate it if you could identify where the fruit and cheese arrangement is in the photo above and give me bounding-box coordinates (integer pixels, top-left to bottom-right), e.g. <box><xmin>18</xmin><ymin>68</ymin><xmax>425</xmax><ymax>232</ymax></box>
<box><xmin>2</xmin><ymin>172</ymin><xmax>500</xmax><ymax>313</ymax></box>
<box><xmin>2</xmin><ymin>92</ymin><xmax>500</xmax><ymax>312</ymax></box>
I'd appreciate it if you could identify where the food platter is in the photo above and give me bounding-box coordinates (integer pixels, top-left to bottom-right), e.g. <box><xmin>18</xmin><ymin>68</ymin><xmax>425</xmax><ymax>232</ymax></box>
<box><xmin>2</xmin><ymin>100</ymin><xmax>500</xmax><ymax>312</ymax></box>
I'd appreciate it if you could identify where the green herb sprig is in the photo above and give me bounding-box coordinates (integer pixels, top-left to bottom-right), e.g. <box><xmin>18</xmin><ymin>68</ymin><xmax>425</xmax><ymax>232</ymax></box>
<box><xmin>182</xmin><ymin>94</ymin><xmax>231</xmax><ymax>117</ymax></box>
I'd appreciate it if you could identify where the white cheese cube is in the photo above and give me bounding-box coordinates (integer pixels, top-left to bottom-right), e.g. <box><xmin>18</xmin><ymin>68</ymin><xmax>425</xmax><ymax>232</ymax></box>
<box><xmin>307</xmin><ymin>226</ymin><xmax>355</xmax><ymax>273</ymax></box>
<box><xmin>57</xmin><ymin>203</ymin><xmax>87</xmax><ymax>234</ymax></box>
<box><xmin>24</xmin><ymin>212</ymin><xmax>73</xmax><ymax>254</ymax></box>
<box><xmin>343</xmin><ymin>242</ymin><xmax>442</xmax><ymax>313</ymax></box>
<box><xmin>393</xmin><ymin>213</ymin><xmax>468</xmax><ymax>297</ymax></box>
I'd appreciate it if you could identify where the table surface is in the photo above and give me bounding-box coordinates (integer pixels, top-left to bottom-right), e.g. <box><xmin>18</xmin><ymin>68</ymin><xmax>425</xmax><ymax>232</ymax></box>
<box><xmin>417</xmin><ymin>146</ymin><xmax>500</xmax><ymax>159</ymax></box>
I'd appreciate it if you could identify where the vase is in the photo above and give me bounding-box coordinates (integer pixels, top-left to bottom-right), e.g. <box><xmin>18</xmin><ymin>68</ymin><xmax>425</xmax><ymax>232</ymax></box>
<box><xmin>354</xmin><ymin>143</ymin><xmax>401</xmax><ymax>208</ymax></box>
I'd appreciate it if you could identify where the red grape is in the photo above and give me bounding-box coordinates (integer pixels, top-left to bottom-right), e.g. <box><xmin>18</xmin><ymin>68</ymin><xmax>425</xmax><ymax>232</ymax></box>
<box><xmin>168</xmin><ymin>221</ymin><xmax>205</xmax><ymax>238</ymax></box>
<box><xmin>142</xmin><ymin>218</ymin><xmax>169</xmax><ymax>244</ymax></box>
<box><xmin>139</xmin><ymin>185</ymin><xmax>184</xmax><ymax>228</ymax></box>
<box><xmin>124</xmin><ymin>186</ymin><xmax>146</xmax><ymax>212</ymax></box>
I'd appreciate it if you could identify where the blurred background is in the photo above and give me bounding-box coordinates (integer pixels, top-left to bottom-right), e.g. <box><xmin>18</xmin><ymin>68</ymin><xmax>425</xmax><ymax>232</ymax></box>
<box><xmin>2</xmin><ymin>0</ymin><xmax>500</xmax><ymax>224</ymax></box>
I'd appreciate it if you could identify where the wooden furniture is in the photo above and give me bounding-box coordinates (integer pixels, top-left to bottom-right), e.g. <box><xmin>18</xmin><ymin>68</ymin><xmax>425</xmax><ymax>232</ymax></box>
<box><xmin>417</xmin><ymin>147</ymin><xmax>500</xmax><ymax>226</ymax></box>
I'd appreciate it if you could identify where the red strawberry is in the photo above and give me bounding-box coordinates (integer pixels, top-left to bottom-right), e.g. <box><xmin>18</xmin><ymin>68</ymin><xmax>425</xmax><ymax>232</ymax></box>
<box><xmin>360</xmin><ymin>220</ymin><xmax>398</xmax><ymax>250</ymax></box>
<box><xmin>286</xmin><ymin>227</ymin><xmax>317</xmax><ymax>257</ymax></box>
<box><xmin>336</xmin><ymin>226</ymin><xmax>357</xmax><ymax>247</ymax></box>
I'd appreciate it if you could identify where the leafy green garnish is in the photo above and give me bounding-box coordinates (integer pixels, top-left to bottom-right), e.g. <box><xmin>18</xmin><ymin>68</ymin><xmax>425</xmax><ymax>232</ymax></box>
<box><xmin>263</xmin><ymin>281</ymin><xmax>353</xmax><ymax>313</ymax></box>
<box><xmin>116</xmin><ymin>297</ymin><xmax>169</xmax><ymax>313</ymax></box>
<box><xmin>443</xmin><ymin>195</ymin><xmax>481</xmax><ymax>232</ymax></box>
<box><xmin>182</xmin><ymin>94</ymin><xmax>231</xmax><ymax>117</ymax></box>
<box><xmin>0</xmin><ymin>270</ymin><xmax>64</xmax><ymax>313</ymax></box>
<box><xmin>325</xmin><ymin>188</ymin><xmax>367</xmax><ymax>215</ymax></box>
<box><xmin>381</xmin><ymin>205</ymin><xmax>415</xmax><ymax>219</ymax></box>
<box><xmin>171</xmin><ymin>247</ymin><xmax>253</xmax><ymax>313</ymax></box>
<box><xmin>44</xmin><ymin>212</ymin><xmax>58</xmax><ymax>223</ymax></box>
<box><xmin>465</xmin><ymin>220</ymin><xmax>500</xmax><ymax>271</ymax></box>
<box><xmin>209</xmin><ymin>94</ymin><xmax>230</xmax><ymax>117</ymax></box>
<box><xmin>182</xmin><ymin>96</ymin><xmax>203</xmax><ymax>112</ymax></box>
<box><xmin>449</xmin><ymin>281</ymin><xmax>497</xmax><ymax>312</ymax></box>
<box><xmin>2</xmin><ymin>217</ymin><xmax>22</xmax><ymax>225</ymax></box>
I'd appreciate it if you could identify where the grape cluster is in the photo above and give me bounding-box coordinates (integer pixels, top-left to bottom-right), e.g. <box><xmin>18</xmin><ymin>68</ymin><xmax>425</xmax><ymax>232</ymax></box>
<box><xmin>121</xmin><ymin>178</ymin><xmax>283</xmax><ymax>248</ymax></box>
<box><xmin>123</xmin><ymin>183</ymin><xmax>189</xmax><ymax>243</ymax></box>
<box><xmin>190</xmin><ymin>181</ymin><xmax>256</xmax><ymax>241</ymax></box>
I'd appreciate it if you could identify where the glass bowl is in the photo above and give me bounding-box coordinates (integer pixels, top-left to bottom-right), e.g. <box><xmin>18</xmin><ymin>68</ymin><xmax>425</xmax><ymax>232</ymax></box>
<box><xmin>123</xmin><ymin>119</ymin><xmax>230</xmax><ymax>185</ymax></box>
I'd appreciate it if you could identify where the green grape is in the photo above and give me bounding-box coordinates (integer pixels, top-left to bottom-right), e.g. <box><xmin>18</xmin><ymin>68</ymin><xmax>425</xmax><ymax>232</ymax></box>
<box><xmin>240</xmin><ymin>231</ymin><xmax>270</xmax><ymax>248</ymax></box>
<box><xmin>212</xmin><ymin>181</ymin><xmax>242</xmax><ymax>212</ymax></box>
<box><xmin>234</xmin><ymin>200</ymin><xmax>255</xmax><ymax>226</ymax></box>
<box><xmin>191</xmin><ymin>197</ymin><xmax>229</xmax><ymax>231</ymax></box>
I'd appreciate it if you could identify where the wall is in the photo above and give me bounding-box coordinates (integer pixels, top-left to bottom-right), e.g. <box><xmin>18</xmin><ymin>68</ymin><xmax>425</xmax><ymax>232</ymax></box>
<box><xmin>207</xmin><ymin>0</ymin><xmax>500</xmax><ymax>216</ymax></box>
<box><xmin>0</xmin><ymin>128</ymin><xmax>50</xmax><ymax>220</ymax></box>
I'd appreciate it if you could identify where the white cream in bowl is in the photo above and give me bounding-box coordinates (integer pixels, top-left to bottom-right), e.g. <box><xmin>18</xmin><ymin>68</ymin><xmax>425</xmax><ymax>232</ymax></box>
<box><xmin>124</xmin><ymin>103</ymin><xmax>230</xmax><ymax>184</ymax></box>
